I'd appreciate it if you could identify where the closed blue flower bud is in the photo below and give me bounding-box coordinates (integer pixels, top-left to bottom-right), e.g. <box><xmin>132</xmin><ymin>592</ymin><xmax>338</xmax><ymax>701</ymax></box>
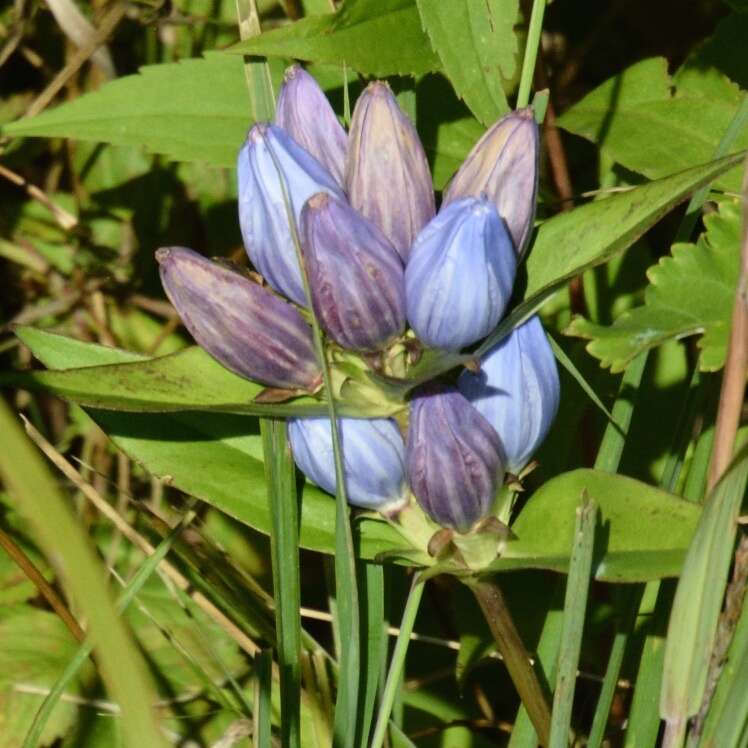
<box><xmin>237</xmin><ymin>123</ymin><xmax>344</xmax><ymax>306</ymax></box>
<box><xmin>276</xmin><ymin>65</ymin><xmax>347</xmax><ymax>186</ymax></box>
<box><xmin>301</xmin><ymin>193</ymin><xmax>405</xmax><ymax>351</ymax></box>
<box><xmin>346</xmin><ymin>81</ymin><xmax>435</xmax><ymax>261</ymax></box>
<box><xmin>407</xmin><ymin>387</ymin><xmax>505</xmax><ymax>533</ymax></box>
<box><xmin>405</xmin><ymin>197</ymin><xmax>516</xmax><ymax>352</ymax></box>
<box><xmin>156</xmin><ymin>246</ymin><xmax>321</xmax><ymax>391</ymax></box>
<box><xmin>458</xmin><ymin>315</ymin><xmax>560</xmax><ymax>474</ymax></box>
<box><xmin>443</xmin><ymin>108</ymin><xmax>539</xmax><ymax>256</ymax></box>
<box><xmin>288</xmin><ymin>417</ymin><xmax>408</xmax><ymax>511</ymax></box>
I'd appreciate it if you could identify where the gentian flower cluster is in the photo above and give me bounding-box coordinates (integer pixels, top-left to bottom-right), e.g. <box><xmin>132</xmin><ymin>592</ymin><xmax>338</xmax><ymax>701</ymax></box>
<box><xmin>157</xmin><ymin>65</ymin><xmax>560</xmax><ymax>549</ymax></box>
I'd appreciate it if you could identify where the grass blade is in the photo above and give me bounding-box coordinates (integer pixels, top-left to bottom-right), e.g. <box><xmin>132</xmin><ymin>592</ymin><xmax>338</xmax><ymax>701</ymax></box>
<box><xmin>23</xmin><ymin>504</ymin><xmax>196</xmax><ymax>748</ymax></box>
<box><xmin>370</xmin><ymin>575</ymin><xmax>425</xmax><ymax>748</ymax></box>
<box><xmin>262</xmin><ymin>418</ymin><xmax>302</xmax><ymax>747</ymax></box>
<box><xmin>253</xmin><ymin>648</ymin><xmax>274</xmax><ymax>748</ymax></box>
<box><xmin>549</xmin><ymin>497</ymin><xmax>597</xmax><ymax>748</ymax></box>
<box><xmin>0</xmin><ymin>401</ymin><xmax>166</xmax><ymax>748</ymax></box>
<box><xmin>696</xmin><ymin>539</ymin><xmax>748</xmax><ymax>747</ymax></box>
<box><xmin>549</xmin><ymin>335</ymin><xmax>618</xmax><ymax>427</ymax></box>
<box><xmin>660</xmin><ymin>443</ymin><xmax>748</xmax><ymax>744</ymax></box>
<box><xmin>358</xmin><ymin>562</ymin><xmax>386</xmax><ymax>747</ymax></box>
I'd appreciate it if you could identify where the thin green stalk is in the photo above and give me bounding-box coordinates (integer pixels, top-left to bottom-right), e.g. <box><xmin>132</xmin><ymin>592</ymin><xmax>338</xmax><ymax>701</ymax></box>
<box><xmin>253</xmin><ymin>649</ymin><xmax>273</xmax><ymax>748</ymax></box>
<box><xmin>357</xmin><ymin>562</ymin><xmax>386</xmax><ymax>748</ymax></box>
<box><xmin>549</xmin><ymin>499</ymin><xmax>597</xmax><ymax>748</ymax></box>
<box><xmin>23</xmin><ymin>506</ymin><xmax>196</xmax><ymax>748</ymax></box>
<box><xmin>262</xmin><ymin>419</ymin><xmax>302</xmax><ymax>747</ymax></box>
<box><xmin>586</xmin><ymin>586</ymin><xmax>644</xmax><ymax>748</ymax></box>
<box><xmin>269</xmin><ymin>145</ymin><xmax>361</xmax><ymax>746</ymax></box>
<box><xmin>516</xmin><ymin>0</ymin><xmax>546</xmax><ymax>109</ymax></box>
<box><xmin>370</xmin><ymin>575</ymin><xmax>425</xmax><ymax>748</ymax></box>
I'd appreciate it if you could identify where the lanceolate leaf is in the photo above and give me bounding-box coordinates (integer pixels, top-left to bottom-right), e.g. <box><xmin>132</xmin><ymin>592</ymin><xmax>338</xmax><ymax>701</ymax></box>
<box><xmin>12</xmin><ymin>330</ymin><xmax>702</xmax><ymax>581</ymax></box>
<box><xmin>3</xmin><ymin>55</ymin><xmax>252</xmax><ymax>167</ymax></box>
<box><xmin>415</xmin><ymin>0</ymin><xmax>518</xmax><ymax>125</ymax></box>
<box><xmin>7</xmin><ymin>328</ymin><xmax>400</xmax><ymax>418</ymax></box>
<box><xmin>556</xmin><ymin>57</ymin><xmax>748</xmax><ymax>191</ymax></box>
<box><xmin>567</xmin><ymin>199</ymin><xmax>741</xmax><ymax>372</ymax></box>
<box><xmin>228</xmin><ymin>0</ymin><xmax>440</xmax><ymax>78</ymax></box>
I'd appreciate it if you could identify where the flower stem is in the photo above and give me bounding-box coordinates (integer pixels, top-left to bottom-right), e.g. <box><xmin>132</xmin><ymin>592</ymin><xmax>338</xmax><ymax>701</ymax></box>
<box><xmin>516</xmin><ymin>0</ymin><xmax>547</xmax><ymax>109</ymax></box>
<box><xmin>369</xmin><ymin>574</ymin><xmax>425</xmax><ymax>748</ymax></box>
<box><xmin>468</xmin><ymin>576</ymin><xmax>552</xmax><ymax>746</ymax></box>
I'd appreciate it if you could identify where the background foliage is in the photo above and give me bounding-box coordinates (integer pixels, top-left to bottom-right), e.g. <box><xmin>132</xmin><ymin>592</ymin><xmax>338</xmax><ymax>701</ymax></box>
<box><xmin>1</xmin><ymin>0</ymin><xmax>747</xmax><ymax>746</ymax></box>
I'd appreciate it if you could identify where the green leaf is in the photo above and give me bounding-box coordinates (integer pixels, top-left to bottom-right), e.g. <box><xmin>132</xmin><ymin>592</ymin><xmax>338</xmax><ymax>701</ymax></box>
<box><xmin>660</xmin><ymin>444</ymin><xmax>748</xmax><ymax>728</ymax></box>
<box><xmin>516</xmin><ymin>151</ymin><xmax>745</xmax><ymax>319</ymax></box>
<box><xmin>2</xmin><ymin>55</ymin><xmax>251</xmax><ymax>167</ymax></box>
<box><xmin>15</xmin><ymin>329</ymin><xmax>702</xmax><ymax>582</ymax></box>
<box><xmin>0</xmin><ymin>403</ymin><xmax>166</xmax><ymax>747</ymax></box>
<box><xmin>227</xmin><ymin>0</ymin><xmax>441</xmax><ymax>78</ymax></box>
<box><xmin>8</xmin><ymin>329</ymin><xmax>400</xmax><ymax>418</ymax></box>
<box><xmin>567</xmin><ymin>199</ymin><xmax>741</xmax><ymax>373</ymax></box>
<box><xmin>495</xmin><ymin>469</ymin><xmax>702</xmax><ymax>582</ymax></box>
<box><xmin>556</xmin><ymin>57</ymin><xmax>748</xmax><ymax>192</ymax></box>
<box><xmin>14</xmin><ymin>327</ymin><xmax>406</xmax><ymax>562</ymax></box>
<box><xmin>415</xmin><ymin>0</ymin><xmax>518</xmax><ymax>125</ymax></box>
<box><xmin>0</xmin><ymin>607</ymin><xmax>92</xmax><ymax>748</ymax></box>
<box><xmin>684</xmin><ymin>12</ymin><xmax>748</xmax><ymax>90</ymax></box>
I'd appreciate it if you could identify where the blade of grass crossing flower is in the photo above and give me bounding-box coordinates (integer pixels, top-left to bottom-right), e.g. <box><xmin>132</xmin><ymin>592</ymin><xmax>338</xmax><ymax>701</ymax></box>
<box><xmin>370</xmin><ymin>575</ymin><xmax>425</xmax><ymax>748</ymax></box>
<box><xmin>548</xmin><ymin>498</ymin><xmax>597</xmax><ymax>748</ymax></box>
<box><xmin>268</xmin><ymin>133</ymin><xmax>362</xmax><ymax>746</ymax></box>
<box><xmin>516</xmin><ymin>0</ymin><xmax>546</xmax><ymax>108</ymax></box>
<box><xmin>23</xmin><ymin>504</ymin><xmax>196</xmax><ymax>748</ymax></box>
<box><xmin>253</xmin><ymin>648</ymin><xmax>273</xmax><ymax>748</ymax></box>
<box><xmin>0</xmin><ymin>401</ymin><xmax>166</xmax><ymax>748</ymax></box>
<box><xmin>261</xmin><ymin>418</ymin><xmax>302</xmax><ymax>746</ymax></box>
<box><xmin>357</xmin><ymin>562</ymin><xmax>386</xmax><ymax>747</ymax></box>
<box><xmin>236</xmin><ymin>0</ymin><xmax>276</xmax><ymax>121</ymax></box>
<box><xmin>594</xmin><ymin>352</ymin><xmax>648</xmax><ymax>471</ymax></box>
<box><xmin>549</xmin><ymin>335</ymin><xmax>620</xmax><ymax>428</ymax></box>
<box><xmin>660</xmin><ymin>443</ymin><xmax>748</xmax><ymax>746</ymax></box>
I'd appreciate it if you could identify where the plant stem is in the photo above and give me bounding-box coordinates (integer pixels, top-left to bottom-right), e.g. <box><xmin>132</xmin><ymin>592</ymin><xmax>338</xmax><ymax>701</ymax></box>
<box><xmin>707</xmin><ymin>153</ymin><xmax>748</xmax><ymax>489</ymax></box>
<box><xmin>517</xmin><ymin>0</ymin><xmax>546</xmax><ymax>109</ymax></box>
<box><xmin>469</xmin><ymin>577</ymin><xmax>552</xmax><ymax>746</ymax></box>
<box><xmin>369</xmin><ymin>574</ymin><xmax>425</xmax><ymax>748</ymax></box>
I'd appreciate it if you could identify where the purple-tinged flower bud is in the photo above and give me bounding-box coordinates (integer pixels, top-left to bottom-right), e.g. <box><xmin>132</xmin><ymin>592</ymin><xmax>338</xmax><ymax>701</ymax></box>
<box><xmin>443</xmin><ymin>108</ymin><xmax>539</xmax><ymax>256</ymax></box>
<box><xmin>346</xmin><ymin>81</ymin><xmax>435</xmax><ymax>261</ymax></box>
<box><xmin>301</xmin><ymin>193</ymin><xmax>405</xmax><ymax>352</ymax></box>
<box><xmin>288</xmin><ymin>417</ymin><xmax>408</xmax><ymax>511</ymax></box>
<box><xmin>405</xmin><ymin>197</ymin><xmax>516</xmax><ymax>352</ymax></box>
<box><xmin>407</xmin><ymin>387</ymin><xmax>505</xmax><ymax>533</ymax></box>
<box><xmin>276</xmin><ymin>65</ymin><xmax>347</xmax><ymax>186</ymax></box>
<box><xmin>237</xmin><ymin>123</ymin><xmax>345</xmax><ymax>306</ymax></box>
<box><xmin>458</xmin><ymin>316</ymin><xmax>560</xmax><ymax>474</ymax></box>
<box><xmin>156</xmin><ymin>246</ymin><xmax>321</xmax><ymax>391</ymax></box>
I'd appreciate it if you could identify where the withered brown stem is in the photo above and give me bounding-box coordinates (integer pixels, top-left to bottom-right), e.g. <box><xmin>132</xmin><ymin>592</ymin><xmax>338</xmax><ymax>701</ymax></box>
<box><xmin>467</xmin><ymin>577</ymin><xmax>552</xmax><ymax>747</ymax></box>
